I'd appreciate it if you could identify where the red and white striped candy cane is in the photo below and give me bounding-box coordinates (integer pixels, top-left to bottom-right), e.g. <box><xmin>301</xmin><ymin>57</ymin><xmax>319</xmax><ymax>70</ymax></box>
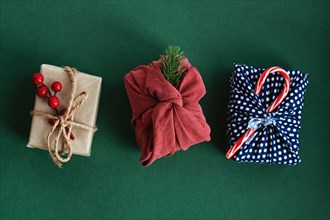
<box><xmin>226</xmin><ymin>66</ymin><xmax>291</xmax><ymax>159</ymax></box>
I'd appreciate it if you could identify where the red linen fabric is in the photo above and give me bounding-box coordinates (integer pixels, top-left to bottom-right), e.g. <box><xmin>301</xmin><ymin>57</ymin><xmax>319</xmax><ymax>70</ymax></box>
<box><xmin>124</xmin><ymin>58</ymin><xmax>211</xmax><ymax>166</ymax></box>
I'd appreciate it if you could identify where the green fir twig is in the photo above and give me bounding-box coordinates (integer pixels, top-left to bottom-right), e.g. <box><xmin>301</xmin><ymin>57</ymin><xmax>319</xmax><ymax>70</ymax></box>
<box><xmin>160</xmin><ymin>46</ymin><xmax>186</xmax><ymax>87</ymax></box>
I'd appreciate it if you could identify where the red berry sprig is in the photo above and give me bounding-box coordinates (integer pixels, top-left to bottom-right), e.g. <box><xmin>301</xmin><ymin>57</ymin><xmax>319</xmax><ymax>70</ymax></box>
<box><xmin>32</xmin><ymin>72</ymin><xmax>61</xmax><ymax>108</ymax></box>
<box><xmin>32</xmin><ymin>72</ymin><xmax>75</xmax><ymax>140</ymax></box>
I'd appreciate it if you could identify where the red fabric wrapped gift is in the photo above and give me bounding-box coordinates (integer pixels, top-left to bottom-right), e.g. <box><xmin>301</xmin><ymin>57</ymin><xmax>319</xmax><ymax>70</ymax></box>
<box><xmin>124</xmin><ymin>58</ymin><xmax>211</xmax><ymax>167</ymax></box>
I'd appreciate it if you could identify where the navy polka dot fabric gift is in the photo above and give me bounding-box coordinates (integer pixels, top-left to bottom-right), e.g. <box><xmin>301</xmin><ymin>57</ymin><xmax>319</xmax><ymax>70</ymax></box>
<box><xmin>226</xmin><ymin>64</ymin><xmax>309</xmax><ymax>165</ymax></box>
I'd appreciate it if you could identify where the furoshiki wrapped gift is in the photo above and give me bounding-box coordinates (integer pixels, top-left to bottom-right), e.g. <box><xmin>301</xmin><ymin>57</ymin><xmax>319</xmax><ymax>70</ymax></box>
<box><xmin>226</xmin><ymin>64</ymin><xmax>309</xmax><ymax>165</ymax></box>
<box><xmin>124</xmin><ymin>46</ymin><xmax>211</xmax><ymax>166</ymax></box>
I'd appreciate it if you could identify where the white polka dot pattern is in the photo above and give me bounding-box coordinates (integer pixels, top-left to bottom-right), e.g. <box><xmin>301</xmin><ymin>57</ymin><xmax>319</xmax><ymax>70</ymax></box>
<box><xmin>226</xmin><ymin>64</ymin><xmax>309</xmax><ymax>165</ymax></box>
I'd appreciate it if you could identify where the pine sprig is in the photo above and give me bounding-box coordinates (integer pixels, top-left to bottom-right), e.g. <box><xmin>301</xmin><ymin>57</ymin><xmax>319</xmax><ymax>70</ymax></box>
<box><xmin>160</xmin><ymin>46</ymin><xmax>186</xmax><ymax>87</ymax></box>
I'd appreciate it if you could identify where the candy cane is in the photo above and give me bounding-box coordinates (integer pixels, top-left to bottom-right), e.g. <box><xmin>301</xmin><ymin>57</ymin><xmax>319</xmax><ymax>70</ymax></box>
<box><xmin>226</xmin><ymin>66</ymin><xmax>291</xmax><ymax>159</ymax></box>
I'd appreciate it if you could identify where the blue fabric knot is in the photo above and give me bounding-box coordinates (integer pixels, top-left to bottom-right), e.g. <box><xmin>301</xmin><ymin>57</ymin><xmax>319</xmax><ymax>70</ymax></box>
<box><xmin>247</xmin><ymin>115</ymin><xmax>276</xmax><ymax>130</ymax></box>
<box><xmin>245</xmin><ymin>116</ymin><xmax>277</xmax><ymax>145</ymax></box>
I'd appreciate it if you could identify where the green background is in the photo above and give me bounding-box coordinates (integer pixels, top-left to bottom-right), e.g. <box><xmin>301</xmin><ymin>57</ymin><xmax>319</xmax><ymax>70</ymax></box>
<box><xmin>1</xmin><ymin>1</ymin><xmax>329</xmax><ymax>219</ymax></box>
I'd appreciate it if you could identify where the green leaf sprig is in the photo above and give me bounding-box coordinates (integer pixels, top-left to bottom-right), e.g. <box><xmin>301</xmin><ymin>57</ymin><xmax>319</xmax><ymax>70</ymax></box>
<box><xmin>160</xmin><ymin>46</ymin><xmax>186</xmax><ymax>88</ymax></box>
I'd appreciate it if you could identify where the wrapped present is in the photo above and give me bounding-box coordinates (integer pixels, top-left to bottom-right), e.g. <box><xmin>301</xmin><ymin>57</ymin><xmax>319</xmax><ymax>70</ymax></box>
<box><xmin>124</xmin><ymin>46</ymin><xmax>211</xmax><ymax>167</ymax></box>
<box><xmin>27</xmin><ymin>65</ymin><xmax>102</xmax><ymax>167</ymax></box>
<box><xmin>226</xmin><ymin>64</ymin><xmax>309</xmax><ymax>165</ymax></box>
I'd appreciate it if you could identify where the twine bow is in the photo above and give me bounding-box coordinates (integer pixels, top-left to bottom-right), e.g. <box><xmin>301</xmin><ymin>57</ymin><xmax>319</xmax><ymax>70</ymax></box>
<box><xmin>31</xmin><ymin>67</ymin><xmax>97</xmax><ymax>167</ymax></box>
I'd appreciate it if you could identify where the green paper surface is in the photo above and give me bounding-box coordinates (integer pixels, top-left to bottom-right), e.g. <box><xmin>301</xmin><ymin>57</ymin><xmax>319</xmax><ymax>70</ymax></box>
<box><xmin>0</xmin><ymin>1</ymin><xmax>329</xmax><ymax>219</ymax></box>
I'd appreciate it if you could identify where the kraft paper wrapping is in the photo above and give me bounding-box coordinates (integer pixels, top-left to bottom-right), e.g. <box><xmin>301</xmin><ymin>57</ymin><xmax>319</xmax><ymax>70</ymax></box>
<box><xmin>27</xmin><ymin>64</ymin><xmax>102</xmax><ymax>156</ymax></box>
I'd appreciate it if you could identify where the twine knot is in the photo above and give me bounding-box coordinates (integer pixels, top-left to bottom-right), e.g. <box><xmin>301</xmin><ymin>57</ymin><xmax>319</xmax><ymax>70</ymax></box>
<box><xmin>31</xmin><ymin>67</ymin><xmax>97</xmax><ymax>168</ymax></box>
<box><xmin>59</xmin><ymin>116</ymin><xmax>67</xmax><ymax>127</ymax></box>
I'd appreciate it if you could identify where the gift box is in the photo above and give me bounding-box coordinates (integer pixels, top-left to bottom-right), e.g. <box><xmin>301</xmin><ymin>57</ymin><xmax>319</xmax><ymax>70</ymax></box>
<box><xmin>124</xmin><ymin>51</ymin><xmax>211</xmax><ymax>167</ymax></box>
<box><xmin>27</xmin><ymin>64</ymin><xmax>102</xmax><ymax>167</ymax></box>
<box><xmin>226</xmin><ymin>64</ymin><xmax>309</xmax><ymax>165</ymax></box>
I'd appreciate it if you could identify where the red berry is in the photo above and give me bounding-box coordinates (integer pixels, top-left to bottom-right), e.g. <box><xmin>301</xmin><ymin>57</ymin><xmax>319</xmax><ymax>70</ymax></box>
<box><xmin>32</xmin><ymin>73</ymin><xmax>44</xmax><ymax>85</ymax></box>
<box><xmin>60</xmin><ymin>108</ymin><xmax>67</xmax><ymax>115</ymax></box>
<box><xmin>70</xmin><ymin>133</ymin><xmax>75</xmax><ymax>140</ymax></box>
<box><xmin>48</xmin><ymin>96</ymin><xmax>60</xmax><ymax>108</ymax></box>
<box><xmin>51</xmin><ymin>81</ymin><xmax>62</xmax><ymax>92</ymax></box>
<box><xmin>36</xmin><ymin>85</ymin><xmax>49</xmax><ymax>97</ymax></box>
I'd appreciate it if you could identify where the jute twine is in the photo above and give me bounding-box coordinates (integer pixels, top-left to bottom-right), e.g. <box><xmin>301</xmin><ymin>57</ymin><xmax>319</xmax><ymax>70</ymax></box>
<box><xmin>31</xmin><ymin>67</ymin><xmax>97</xmax><ymax>167</ymax></box>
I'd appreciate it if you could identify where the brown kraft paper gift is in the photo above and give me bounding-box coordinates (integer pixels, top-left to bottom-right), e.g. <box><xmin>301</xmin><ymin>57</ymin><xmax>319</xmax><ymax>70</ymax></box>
<box><xmin>27</xmin><ymin>64</ymin><xmax>102</xmax><ymax>166</ymax></box>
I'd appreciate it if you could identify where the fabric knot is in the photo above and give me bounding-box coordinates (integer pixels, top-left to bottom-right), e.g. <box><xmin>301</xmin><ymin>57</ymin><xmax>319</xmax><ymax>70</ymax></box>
<box><xmin>165</xmin><ymin>96</ymin><xmax>183</xmax><ymax>107</ymax></box>
<box><xmin>244</xmin><ymin>116</ymin><xmax>277</xmax><ymax>145</ymax></box>
<box><xmin>247</xmin><ymin>116</ymin><xmax>277</xmax><ymax>130</ymax></box>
